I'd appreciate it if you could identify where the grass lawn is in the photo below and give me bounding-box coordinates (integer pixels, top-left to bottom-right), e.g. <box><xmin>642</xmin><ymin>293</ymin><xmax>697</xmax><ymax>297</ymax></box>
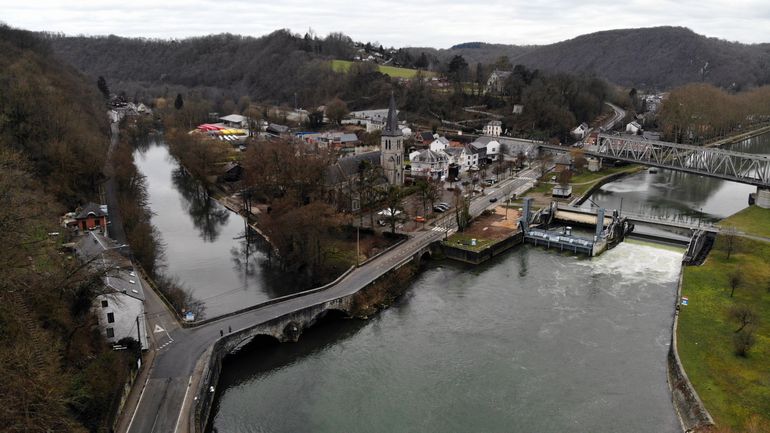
<box><xmin>525</xmin><ymin>165</ymin><xmax>641</xmax><ymax>198</ymax></box>
<box><xmin>678</xmin><ymin>236</ymin><xmax>770</xmax><ymax>430</ymax></box>
<box><xmin>331</xmin><ymin>60</ymin><xmax>435</xmax><ymax>79</ymax></box>
<box><xmin>720</xmin><ymin>205</ymin><xmax>770</xmax><ymax>238</ymax></box>
<box><xmin>443</xmin><ymin>233</ymin><xmax>494</xmax><ymax>252</ymax></box>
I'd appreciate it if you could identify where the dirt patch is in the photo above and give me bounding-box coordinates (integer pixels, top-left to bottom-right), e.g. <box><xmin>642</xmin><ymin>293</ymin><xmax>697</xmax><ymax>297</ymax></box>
<box><xmin>461</xmin><ymin>206</ymin><xmax>522</xmax><ymax>242</ymax></box>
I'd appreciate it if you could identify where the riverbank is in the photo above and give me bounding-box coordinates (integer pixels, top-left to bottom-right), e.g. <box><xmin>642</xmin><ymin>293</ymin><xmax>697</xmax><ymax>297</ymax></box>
<box><xmin>705</xmin><ymin>123</ymin><xmax>770</xmax><ymax>148</ymax></box>
<box><xmin>676</xmin><ymin>209</ymin><xmax>770</xmax><ymax>430</ymax></box>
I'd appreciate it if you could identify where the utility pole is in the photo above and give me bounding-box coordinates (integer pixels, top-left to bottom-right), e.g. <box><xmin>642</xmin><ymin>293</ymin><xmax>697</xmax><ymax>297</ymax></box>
<box><xmin>356</xmin><ymin>225</ymin><xmax>360</xmax><ymax>266</ymax></box>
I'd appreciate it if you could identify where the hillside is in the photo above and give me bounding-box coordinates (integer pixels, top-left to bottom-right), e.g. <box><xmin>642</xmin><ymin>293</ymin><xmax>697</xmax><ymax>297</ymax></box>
<box><xmin>411</xmin><ymin>27</ymin><xmax>770</xmax><ymax>90</ymax></box>
<box><xmin>0</xmin><ymin>25</ymin><xmax>132</xmax><ymax>432</ymax></box>
<box><xmin>46</xmin><ymin>30</ymin><xmax>350</xmax><ymax>106</ymax></box>
<box><xmin>45</xmin><ymin>26</ymin><xmax>770</xmax><ymax>106</ymax></box>
<box><xmin>512</xmin><ymin>27</ymin><xmax>770</xmax><ymax>90</ymax></box>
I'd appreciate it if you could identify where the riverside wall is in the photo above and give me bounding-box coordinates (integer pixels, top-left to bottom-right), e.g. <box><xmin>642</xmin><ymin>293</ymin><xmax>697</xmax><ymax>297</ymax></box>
<box><xmin>667</xmin><ymin>266</ymin><xmax>715</xmax><ymax>432</ymax></box>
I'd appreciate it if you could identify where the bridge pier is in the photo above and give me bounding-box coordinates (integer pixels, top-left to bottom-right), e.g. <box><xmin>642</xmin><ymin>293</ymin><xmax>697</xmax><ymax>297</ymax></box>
<box><xmin>756</xmin><ymin>187</ymin><xmax>770</xmax><ymax>209</ymax></box>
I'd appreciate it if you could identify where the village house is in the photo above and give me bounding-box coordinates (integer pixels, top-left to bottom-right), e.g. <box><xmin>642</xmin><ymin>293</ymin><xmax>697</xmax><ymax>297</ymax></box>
<box><xmin>409</xmin><ymin>149</ymin><xmax>449</xmax><ymax>180</ymax></box>
<box><xmin>485</xmin><ymin>70</ymin><xmax>512</xmax><ymax>94</ymax></box>
<box><xmin>444</xmin><ymin>145</ymin><xmax>478</xmax><ymax>172</ymax></box>
<box><xmin>75</xmin><ymin>232</ymin><xmax>149</xmax><ymax>350</ymax></box>
<box><xmin>429</xmin><ymin>136</ymin><xmax>450</xmax><ymax>152</ymax></box>
<box><xmin>571</xmin><ymin>123</ymin><xmax>590</xmax><ymax>139</ymax></box>
<box><xmin>73</xmin><ymin>202</ymin><xmax>109</xmax><ymax>234</ymax></box>
<box><xmin>512</xmin><ymin>104</ymin><xmax>524</xmax><ymax>115</ymax></box>
<box><xmin>470</xmin><ymin>136</ymin><xmax>501</xmax><ymax>162</ymax></box>
<box><xmin>483</xmin><ymin>120</ymin><xmax>502</xmax><ymax>137</ymax></box>
<box><xmin>416</xmin><ymin>131</ymin><xmax>437</xmax><ymax>145</ymax></box>
<box><xmin>626</xmin><ymin>121</ymin><xmax>642</xmax><ymax>135</ymax></box>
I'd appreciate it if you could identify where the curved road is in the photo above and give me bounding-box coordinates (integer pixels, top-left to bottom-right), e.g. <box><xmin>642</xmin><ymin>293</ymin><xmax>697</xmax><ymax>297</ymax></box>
<box><xmin>124</xmin><ymin>168</ymin><xmax>539</xmax><ymax>433</ymax></box>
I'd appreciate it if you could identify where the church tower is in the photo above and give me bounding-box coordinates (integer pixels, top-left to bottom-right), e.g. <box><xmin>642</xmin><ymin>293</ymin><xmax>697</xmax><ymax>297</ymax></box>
<box><xmin>381</xmin><ymin>93</ymin><xmax>403</xmax><ymax>185</ymax></box>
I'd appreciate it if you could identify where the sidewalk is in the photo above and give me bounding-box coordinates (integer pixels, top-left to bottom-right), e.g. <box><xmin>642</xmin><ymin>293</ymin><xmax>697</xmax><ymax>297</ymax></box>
<box><xmin>114</xmin><ymin>267</ymin><xmax>182</xmax><ymax>433</ymax></box>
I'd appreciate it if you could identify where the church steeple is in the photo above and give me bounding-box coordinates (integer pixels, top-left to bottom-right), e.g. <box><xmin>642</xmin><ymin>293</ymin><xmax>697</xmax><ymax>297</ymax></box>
<box><xmin>383</xmin><ymin>92</ymin><xmax>401</xmax><ymax>137</ymax></box>
<box><xmin>380</xmin><ymin>92</ymin><xmax>403</xmax><ymax>185</ymax></box>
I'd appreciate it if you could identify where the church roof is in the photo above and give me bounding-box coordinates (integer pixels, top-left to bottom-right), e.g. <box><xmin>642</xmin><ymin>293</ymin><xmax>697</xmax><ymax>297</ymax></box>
<box><xmin>382</xmin><ymin>93</ymin><xmax>402</xmax><ymax>137</ymax></box>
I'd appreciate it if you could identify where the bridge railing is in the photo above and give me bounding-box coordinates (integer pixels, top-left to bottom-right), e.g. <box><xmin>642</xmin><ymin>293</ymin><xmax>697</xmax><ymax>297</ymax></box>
<box><xmin>594</xmin><ymin>134</ymin><xmax>770</xmax><ymax>187</ymax></box>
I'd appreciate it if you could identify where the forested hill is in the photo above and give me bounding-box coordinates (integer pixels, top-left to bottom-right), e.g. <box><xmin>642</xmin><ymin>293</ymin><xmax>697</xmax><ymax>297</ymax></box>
<box><xmin>510</xmin><ymin>27</ymin><xmax>770</xmax><ymax>90</ymax></box>
<box><xmin>46</xmin><ymin>30</ymin><xmax>351</xmax><ymax>106</ymax></box>
<box><xmin>46</xmin><ymin>26</ymin><xmax>770</xmax><ymax>104</ymax></box>
<box><xmin>1</xmin><ymin>25</ymin><xmax>133</xmax><ymax>433</ymax></box>
<box><xmin>0</xmin><ymin>25</ymin><xmax>108</xmax><ymax>206</ymax></box>
<box><xmin>410</xmin><ymin>27</ymin><xmax>770</xmax><ymax>90</ymax></box>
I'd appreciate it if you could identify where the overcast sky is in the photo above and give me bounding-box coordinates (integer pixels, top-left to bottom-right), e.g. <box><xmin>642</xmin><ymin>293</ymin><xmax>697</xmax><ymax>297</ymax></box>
<box><xmin>2</xmin><ymin>0</ymin><xmax>769</xmax><ymax>47</ymax></box>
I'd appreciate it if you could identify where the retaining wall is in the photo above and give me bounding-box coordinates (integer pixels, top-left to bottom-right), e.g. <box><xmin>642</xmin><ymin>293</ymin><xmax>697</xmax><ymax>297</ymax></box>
<box><xmin>667</xmin><ymin>266</ymin><xmax>715</xmax><ymax>432</ymax></box>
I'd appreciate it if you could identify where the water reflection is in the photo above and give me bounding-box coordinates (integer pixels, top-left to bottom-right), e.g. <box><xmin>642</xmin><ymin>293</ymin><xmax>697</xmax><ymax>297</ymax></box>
<box><xmin>589</xmin><ymin>132</ymin><xmax>770</xmax><ymax>222</ymax></box>
<box><xmin>171</xmin><ymin>167</ymin><xmax>230</xmax><ymax>242</ymax></box>
<box><xmin>135</xmin><ymin>141</ymin><xmax>314</xmax><ymax>317</ymax></box>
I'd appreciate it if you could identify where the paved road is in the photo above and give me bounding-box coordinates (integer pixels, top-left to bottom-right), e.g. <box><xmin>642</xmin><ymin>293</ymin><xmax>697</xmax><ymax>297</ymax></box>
<box><xmin>105</xmin><ymin>122</ymin><xmax>128</xmax><ymax>244</ymax></box>
<box><xmin>124</xmin><ymin>167</ymin><xmax>539</xmax><ymax>433</ymax></box>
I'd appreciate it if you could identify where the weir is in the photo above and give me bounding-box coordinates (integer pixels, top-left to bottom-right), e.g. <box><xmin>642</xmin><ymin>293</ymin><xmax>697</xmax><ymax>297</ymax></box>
<box><xmin>520</xmin><ymin>198</ymin><xmax>632</xmax><ymax>256</ymax></box>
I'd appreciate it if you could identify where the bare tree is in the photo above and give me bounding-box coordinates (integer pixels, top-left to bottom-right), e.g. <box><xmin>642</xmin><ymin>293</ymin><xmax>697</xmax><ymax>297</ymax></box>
<box><xmin>382</xmin><ymin>185</ymin><xmax>406</xmax><ymax>234</ymax></box>
<box><xmin>728</xmin><ymin>271</ymin><xmax>743</xmax><ymax>298</ymax></box>
<box><xmin>720</xmin><ymin>225</ymin><xmax>740</xmax><ymax>260</ymax></box>
<box><xmin>728</xmin><ymin>304</ymin><xmax>758</xmax><ymax>333</ymax></box>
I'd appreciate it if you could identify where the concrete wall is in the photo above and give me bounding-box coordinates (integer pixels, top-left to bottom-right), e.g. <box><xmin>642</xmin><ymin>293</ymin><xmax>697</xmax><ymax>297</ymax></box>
<box><xmin>442</xmin><ymin>232</ymin><xmax>523</xmax><ymax>264</ymax></box>
<box><xmin>667</xmin><ymin>267</ymin><xmax>715</xmax><ymax>432</ymax></box>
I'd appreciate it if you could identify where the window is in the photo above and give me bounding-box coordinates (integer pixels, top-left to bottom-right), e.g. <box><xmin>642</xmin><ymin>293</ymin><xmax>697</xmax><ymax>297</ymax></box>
<box><xmin>101</xmin><ymin>300</ymin><xmax>108</xmax><ymax>308</ymax></box>
<box><xmin>107</xmin><ymin>312</ymin><xmax>115</xmax><ymax>323</ymax></box>
<box><xmin>106</xmin><ymin>327</ymin><xmax>115</xmax><ymax>338</ymax></box>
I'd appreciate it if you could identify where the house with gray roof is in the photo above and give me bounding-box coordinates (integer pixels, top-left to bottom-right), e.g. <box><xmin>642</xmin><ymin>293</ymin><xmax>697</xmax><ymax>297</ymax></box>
<box><xmin>409</xmin><ymin>149</ymin><xmax>449</xmax><ymax>180</ymax></box>
<box><xmin>75</xmin><ymin>232</ymin><xmax>149</xmax><ymax>350</ymax></box>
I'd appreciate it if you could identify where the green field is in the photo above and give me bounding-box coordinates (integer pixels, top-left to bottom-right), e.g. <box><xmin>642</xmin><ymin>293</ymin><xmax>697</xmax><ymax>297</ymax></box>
<box><xmin>331</xmin><ymin>60</ymin><xmax>435</xmax><ymax>79</ymax></box>
<box><xmin>678</xmin><ymin>233</ymin><xmax>770</xmax><ymax>430</ymax></box>
<box><xmin>720</xmin><ymin>205</ymin><xmax>770</xmax><ymax>238</ymax></box>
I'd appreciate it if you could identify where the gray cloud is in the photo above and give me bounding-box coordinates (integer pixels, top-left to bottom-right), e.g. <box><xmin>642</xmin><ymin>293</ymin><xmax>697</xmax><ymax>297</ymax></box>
<box><xmin>2</xmin><ymin>0</ymin><xmax>769</xmax><ymax>47</ymax></box>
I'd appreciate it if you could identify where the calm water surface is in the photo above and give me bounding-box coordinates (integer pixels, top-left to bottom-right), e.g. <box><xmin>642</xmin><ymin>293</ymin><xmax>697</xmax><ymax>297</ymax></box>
<box><xmin>135</xmin><ymin>141</ymin><xmax>307</xmax><ymax>318</ymax></box>
<box><xmin>210</xmin><ymin>242</ymin><xmax>682</xmax><ymax>433</ymax></box>
<box><xmin>588</xmin><ymin>132</ymin><xmax>770</xmax><ymax>222</ymax></box>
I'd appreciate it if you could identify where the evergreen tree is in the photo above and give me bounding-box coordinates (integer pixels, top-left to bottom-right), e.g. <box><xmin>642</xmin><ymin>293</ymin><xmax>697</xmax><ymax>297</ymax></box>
<box><xmin>174</xmin><ymin>93</ymin><xmax>184</xmax><ymax>110</ymax></box>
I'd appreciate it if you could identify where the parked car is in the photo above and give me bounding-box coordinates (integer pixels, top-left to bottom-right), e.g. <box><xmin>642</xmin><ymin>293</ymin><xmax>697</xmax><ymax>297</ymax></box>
<box><xmin>489</xmin><ymin>197</ymin><xmax>498</xmax><ymax>203</ymax></box>
<box><xmin>414</xmin><ymin>216</ymin><xmax>426</xmax><ymax>223</ymax></box>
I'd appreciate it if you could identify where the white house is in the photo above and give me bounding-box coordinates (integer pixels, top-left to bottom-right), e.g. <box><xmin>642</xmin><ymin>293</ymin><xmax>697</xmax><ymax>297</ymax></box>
<box><xmin>483</xmin><ymin>120</ymin><xmax>502</xmax><ymax>137</ymax></box>
<box><xmin>571</xmin><ymin>123</ymin><xmax>590</xmax><ymax>139</ymax></box>
<box><xmin>626</xmin><ymin>121</ymin><xmax>642</xmax><ymax>135</ymax></box>
<box><xmin>429</xmin><ymin>136</ymin><xmax>450</xmax><ymax>152</ymax></box>
<box><xmin>75</xmin><ymin>232</ymin><xmax>149</xmax><ymax>350</ymax></box>
<box><xmin>471</xmin><ymin>136</ymin><xmax>501</xmax><ymax>162</ymax></box>
<box><xmin>443</xmin><ymin>146</ymin><xmax>478</xmax><ymax>172</ymax></box>
<box><xmin>410</xmin><ymin>149</ymin><xmax>449</xmax><ymax>180</ymax></box>
<box><xmin>512</xmin><ymin>104</ymin><xmax>524</xmax><ymax>115</ymax></box>
<box><xmin>485</xmin><ymin>70</ymin><xmax>512</xmax><ymax>94</ymax></box>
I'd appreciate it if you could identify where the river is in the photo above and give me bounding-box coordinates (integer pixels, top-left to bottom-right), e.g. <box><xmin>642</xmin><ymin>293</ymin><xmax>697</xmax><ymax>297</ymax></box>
<box><xmin>135</xmin><ymin>141</ymin><xmax>309</xmax><ymax>318</ymax></box>
<box><xmin>587</xmin><ymin>132</ymin><xmax>770</xmax><ymax>223</ymax></box>
<box><xmin>208</xmin><ymin>242</ymin><xmax>682</xmax><ymax>433</ymax></box>
<box><xmin>155</xmin><ymin>133</ymin><xmax>768</xmax><ymax>431</ymax></box>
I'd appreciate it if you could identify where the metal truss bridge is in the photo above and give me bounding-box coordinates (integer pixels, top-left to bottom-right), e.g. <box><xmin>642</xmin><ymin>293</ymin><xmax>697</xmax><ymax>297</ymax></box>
<box><xmin>540</xmin><ymin>134</ymin><xmax>770</xmax><ymax>188</ymax></box>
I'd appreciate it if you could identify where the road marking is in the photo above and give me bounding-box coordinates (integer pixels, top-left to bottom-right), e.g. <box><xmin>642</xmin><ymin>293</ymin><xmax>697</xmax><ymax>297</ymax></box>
<box><xmin>173</xmin><ymin>376</ymin><xmax>193</xmax><ymax>433</ymax></box>
<box><xmin>126</xmin><ymin>366</ymin><xmax>153</xmax><ymax>433</ymax></box>
<box><xmin>154</xmin><ymin>324</ymin><xmax>165</xmax><ymax>333</ymax></box>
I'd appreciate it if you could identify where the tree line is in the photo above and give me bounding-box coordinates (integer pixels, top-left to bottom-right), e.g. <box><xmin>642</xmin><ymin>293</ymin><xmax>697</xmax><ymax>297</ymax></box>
<box><xmin>658</xmin><ymin>83</ymin><xmax>770</xmax><ymax>144</ymax></box>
